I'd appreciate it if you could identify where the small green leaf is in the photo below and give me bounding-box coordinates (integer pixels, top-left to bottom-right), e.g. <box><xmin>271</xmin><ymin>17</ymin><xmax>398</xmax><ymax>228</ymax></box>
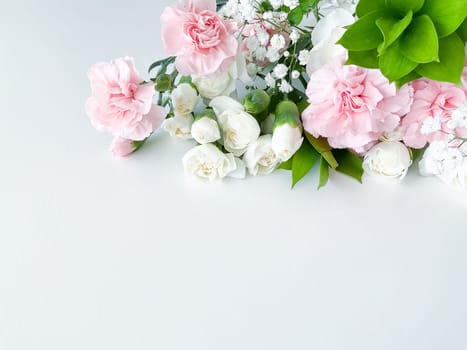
<box><xmin>415</xmin><ymin>33</ymin><xmax>465</xmax><ymax>84</ymax></box>
<box><xmin>400</xmin><ymin>15</ymin><xmax>439</xmax><ymax>63</ymax></box>
<box><xmin>299</xmin><ymin>0</ymin><xmax>319</xmax><ymax>12</ymax></box>
<box><xmin>288</xmin><ymin>6</ymin><xmax>304</xmax><ymax>25</ymax></box>
<box><xmin>338</xmin><ymin>10</ymin><xmax>386</xmax><ymax>51</ymax></box>
<box><xmin>346</xmin><ymin>49</ymin><xmax>379</xmax><ymax>68</ymax></box>
<box><xmin>457</xmin><ymin>18</ymin><xmax>467</xmax><ymax>41</ymax></box>
<box><xmin>420</xmin><ymin>0</ymin><xmax>467</xmax><ymax>38</ymax></box>
<box><xmin>333</xmin><ymin>149</ymin><xmax>364</xmax><ymax>183</ymax></box>
<box><xmin>356</xmin><ymin>0</ymin><xmax>386</xmax><ymax>17</ymax></box>
<box><xmin>291</xmin><ymin>140</ymin><xmax>319</xmax><ymax>188</ymax></box>
<box><xmin>386</xmin><ymin>0</ymin><xmax>424</xmax><ymax>15</ymax></box>
<box><xmin>278</xmin><ymin>158</ymin><xmax>293</xmax><ymax>171</ymax></box>
<box><xmin>376</xmin><ymin>11</ymin><xmax>413</xmax><ymax>54</ymax></box>
<box><xmin>410</xmin><ymin>147</ymin><xmax>425</xmax><ymax>162</ymax></box>
<box><xmin>379</xmin><ymin>39</ymin><xmax>418</xmax><ymax>81</ymax></box>
<box><xmin>305</xmin><ymin>133</ymin><xmax>339</xmax><ymax>169</ymax></box>
<box><xmin>318</xmin><ymin>157</ymin><xmax>329</xmax><ymax>190</ymax></box>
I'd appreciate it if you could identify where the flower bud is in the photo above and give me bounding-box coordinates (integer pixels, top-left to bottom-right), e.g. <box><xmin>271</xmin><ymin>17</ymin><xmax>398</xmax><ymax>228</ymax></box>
<box><xmin>191</xmin><ymin>109</ymin><xmax>221</xmax><ymax>144</ymax></box>
<box><xmin>155</xmin><ymin>74</ymin><xmax>173</xmax><ymax>92</ymax></box>
<box><xmin>242</xmin><ymin>89</ymin><xmax>271</xmax><ymax>122</ymax></box>
<box><xmin>363</xmin><ymin>141</ymin><xmax>412</xmax><ymax>180</ymax></box>
<box><xmin>273</xmin><ymin>100</ymin><xmax>300</xmax><ymax>130</ymax></box>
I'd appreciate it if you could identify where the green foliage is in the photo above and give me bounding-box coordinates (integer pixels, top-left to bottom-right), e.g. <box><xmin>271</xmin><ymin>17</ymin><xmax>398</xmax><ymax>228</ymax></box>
<box><xmin>291</xmin><ymin>139</ymin><xmax>320</xmax><ymax>188</ymax></box>
<box><xmin>305</xmin><ymin>133</ymin><xmax>338</xmax><ymax>169</ymax></box>
<box><xmin>318</xmin><ymin>157</ymin><xmax>329</xmax><ymax>190</ymax></box>
<box><xmin>333</xmin><ymin>149</ymin><xmax>364</xmax><ymax>183</ymax></box>
<box><xmin>340</xmin><ymin>0</ymin><xmax>467</xmax><ymax>85</ymax></box>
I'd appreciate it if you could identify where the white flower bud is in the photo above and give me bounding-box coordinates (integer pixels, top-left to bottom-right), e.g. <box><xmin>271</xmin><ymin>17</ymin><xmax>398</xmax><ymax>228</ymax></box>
<box><xmin>243</xmin><ymin>135</ymin><xmax>280</xmax><ymax>175</ymax></box>
<box><xmin>171</xmin><ymin>83</ymin><xmax>199</xmax><ymax>116</ymax></box>
<box><xmin>271</xmin><ymin>124</ymin><xmax>304</xmax><ymax>161</ymax></box>
<box><xmin>363</xmin><ymin>141</ymin><xmax>412</xmax><ymax>180</ymax></box>
<box><xmin>191</xmin><ymin>117</ymin><xmax>221</xmax><ymax>144</ymax></box>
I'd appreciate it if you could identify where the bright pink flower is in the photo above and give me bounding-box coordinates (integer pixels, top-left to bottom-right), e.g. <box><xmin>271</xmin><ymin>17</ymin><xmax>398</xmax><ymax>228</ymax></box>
<box><xmin>301</xmin><ymin>59</ymin><xmax>413</xmax><ymax>152</ymax></box>
<box><xmin>400</xmin><ymin>79</ymin><xmax>466</xmax><ymax>148</ymax></box>
<box><xmin>110</xmin><ymin>137</ymin><xmax>135</xmax><ymax>157</ymax></box>
<box><xmin>86</xmin><ymin>57</ymin><xmax>167</xmax><ymax>140</ymax></box>
<box><xmin>161</xmin><ymin>0</ymin><xmax>238</xmax><ymax>76</ymax></box>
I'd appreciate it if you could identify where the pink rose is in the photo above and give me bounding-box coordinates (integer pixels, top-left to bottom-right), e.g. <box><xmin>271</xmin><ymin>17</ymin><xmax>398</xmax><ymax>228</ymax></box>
<box><xmin>86</xmin><ymin>57</ymin><xmax>167</xmax><ymax>141</ymax></box>
<box><xmin>400</xmin><ymin>79</ymin><xmax>467</xmax><ymax>149</ymax></box>
<box><xmin>161</xmin><ymin>0</ymin><xmax>238</xmax><ymax>76</ymax></box>
<box><xmin>301</xmin><ymin>59</ymin><xmax>413</xmax><ymax>153</ymax></box>
<box><xmin>110</xmin><ymin>137</ymin><xmax>135</xmax><ymax>157</ymax></box>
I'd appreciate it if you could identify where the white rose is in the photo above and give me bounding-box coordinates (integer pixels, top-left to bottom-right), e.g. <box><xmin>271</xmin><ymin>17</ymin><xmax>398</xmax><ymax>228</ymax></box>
<box><xmin>217</xmin><ymin>109</ymin><xmax>261</xmax><ymax>156</ymax></box>
<box><xmin>363</xmin><ymin>141</ymin><xmax>412</xmax><ymax>180</ymax></box>
<box><xmin>182</xmin><ymin>143</ymin><xmax>237</xmax><ymax>181</ymax></box>
<box><xmin>271</xmin><ymin>124</ymin><xmax>304</xmax><ymax>162</ymax></box>
<box><xmin>209</xmin><ymin>96</ymin><xmax>244</xmax><ymax>117</ymax></box>
<box><xmin>163</xmin><ymin>113</ymin><xmax>194</xmax><ymax>140</ymax></box>
<box><xmin>191</xmin><ymin>117</ymin><xmax>221</xmax><ymax>144</ymax></box>
<box><xmin>171</xmin><ymin>83</ymin><xmax>199</xmax><ymax>116</ymax></box>
<box><xmin>306</xmin><ymin>9</ymin><xmax>355</xmax><ymax>75</ymax></box>
<box><xmin>243</xmin><ymin>135</ymin><xmax>280</xmax><ymax>176</ymax></box>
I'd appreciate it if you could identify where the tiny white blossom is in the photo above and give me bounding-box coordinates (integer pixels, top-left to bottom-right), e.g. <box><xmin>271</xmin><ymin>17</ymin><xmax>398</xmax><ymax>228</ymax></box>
<box><xmin>270</xmin><ymin>34</ymin><xmax>286</xmax><ymax>50</ymax></box>
<box><xmin>265</xmin><ymin>73</ymin><xmax>276</xmax><ymax>88</ymax></box>
<box><xmin>290</xmin><ymin>29</ymin><xmax>300</xmax><ymax>44</ymax></box>
<box><xmin>283</xmin><ymin>51</ymin><xmax>290</xmax><ymax>58</ymax></box>
<box><xmin>284</xmin><ymin>0</ymin><xmax>300</xmax><ymax>9</ymax></box>
<box><xmin>298</xmin><ymin>49</ymin><xmax>311</xmax><ymax>66</ymax></box>
<box><xmin>266</xmin><ymin>48</ymin><xmax>281</xmax><ymax>62</ymax></box>
<box><xmin>269</xmin><ymin>0</ymin><xmax>284</xmax><ymax>10</ymax></box>
<box><xmin>262</xmin><ymin>11</ymin><xmax>274</xmax><ymax>20</ymax></box>
<box><xmin>273</xmin><ymin>64</ymin><xmax>288</xmax><ymax>79</ymax></box>
<box><xmin>279</xmin><ymin>80</ymin><xmax>293</xmax><ymax>93</ymax></box>
<box><xmin>420</xmin><ymin>116</ymin><xmax>442</xmax><ymax>134</ymax></box>
<box><xmin>291</xmin><ymin>70</ymin><xmax>300</xmax><ymax>79</ymax></box>
<box><xmin>278</xmin><ymin>12</ymin><xmax>288</xmax><ymax>22</ymax></box>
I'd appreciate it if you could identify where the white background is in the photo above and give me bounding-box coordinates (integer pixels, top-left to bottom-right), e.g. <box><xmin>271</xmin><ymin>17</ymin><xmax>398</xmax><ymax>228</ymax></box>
<box><xmin>1</xmin><ymin>1</ymin><xmax>467</xmax><ymax>349</ymax></box>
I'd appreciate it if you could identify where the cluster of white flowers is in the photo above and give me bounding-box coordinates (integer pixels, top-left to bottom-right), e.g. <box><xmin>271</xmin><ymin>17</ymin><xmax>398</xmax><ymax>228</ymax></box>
<box><xmin>318</xmin><ymin>0</ymin><xmax>358</xmax><ymax>16</ymax></box>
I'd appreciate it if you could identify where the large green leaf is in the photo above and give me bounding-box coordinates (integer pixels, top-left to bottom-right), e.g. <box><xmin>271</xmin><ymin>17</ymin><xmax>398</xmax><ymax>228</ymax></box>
<box><xmin>278</xmin><ymin>158</ymin><xmax>293</xmax><ymax>171</ymax></box>
<box><xmin>333</xmin><ymin>149</ymin><xmax>364</xmax><ymax>183</ymax></box>
<box><xmin>376</xmin><ymin>11</ymin><xmax>413</xmax><ymax>54</ymax></box>
<box><xmin>288</xmin><ymin>6</ymin><xmax>304</xmax><ymax>25</ymax></box>
<box><xmin>338</xmin><ymin>10</ymin><xmax>386</xmax><ymax>51</ymax></box>
<box><xmin>400</xmin><ymin>15</ymin><xmax>439</xmax><ymax>63</ymax></box>
<box><xmin>291</xmin><ymin>140</ymin><xmax>319</xmax><ymax>188</ymax></box>
<box><xmin>420</xmin><ymin>0</ymin><xmax>467</xmax><ymax>38</ymax></box>
<box><xmin>457</xmin><ymin>18</ymin><xmax>467</xmax><ymax>41</ymax></box>
<box><xmin>386</xmin><ymin>0</ymin><xmax>424</xmax><ymax>15</ymax></box>
<box><xmin>379</xmin><ymin>39</ymin><xmax>418</xmax><ymax>81</ymax></box>
<box><xmin>395</xmin><ymin>71</ymin><xmax>422</xmax><ymax>88</ymax></box>
<box><xmin>305</xmin><ymin>133</ymin><xmax>339</xmax><ymax>169</ymax></box>
<box><xmin>356</xmin><ymin>0</ymin><xmax>386</xmax><ymax>17</ymax></box>
<box><xmin>346</xmin><ymin>49</ymin><xmax>379</xmax><ymax>68</ymax></box>
<box><xmin>317</xmin><ymin>157</ymin><xmax>329</xmax><ymax>190</ymax></box>
<box><xmin>415</xmin><ymin>33</ymin><xmax>465</xmax><ymax>84</ymax></box>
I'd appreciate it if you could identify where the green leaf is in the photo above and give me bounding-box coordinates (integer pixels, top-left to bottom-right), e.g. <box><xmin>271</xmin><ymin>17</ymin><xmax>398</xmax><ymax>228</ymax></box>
<box><xmin>376</xmin><ymin>11</ymin><xmax>413</xmax><ymax>54</ymax></box>
<box><xmin>305</xmin><ymin>133</ymin><xmax>339</xmax><ymax>169</ymax></box>
<box><xmin>291</xmin><ymin>140</ymin><xmax>319</xmax><ymax>188</ymax></box>
<box><xmin>278</xmin><ymin>158</ymin><xmax>293</xmax><ymax>171</ymax></box>
<box><xmin>148</xmin><ymin>56</ymin><xmax>175</xmax><ymax>74</ymax></box>
<box><xmin>333</xmin><ymin>149</ymin><xmax>364</xmax><ymax>183</ymax></box>
<box><xmin>395</xmin><ymin>70</ymin><xmax>422</xmax><ymax>88</ymax></box>
<box><xmin>300</xmin><ymin>0</ymin><xmax>319</xmax><ymax>12</ymax></box>
<box><xmin>346</xmin><ymin>49</ymin><xmax>379</xmax><ymax>68</ymax></box>
<box><xmin>379</xmin><ymin>39</ymin><xmax>418</xmax><ymax>81</ymax></box>
<box><xmin>386</xmin><ymin>0</ymin><xmax>424</xmax><ymax>15</ymax></box>
<box><xmin>400</xmin><ymin>15</ymin><xmax>439</xmax><ymax>63</ymax></box>
<box><xmin>420</xmin><ymin>0</ymin><xmax>467</xmax><ymax>38</ymax></box>
<box><xmin>338</xmin><ymin>10</ymin><xmax>386</xmax><ymax>51</ymax></box>
<box><xmin>457</xmin><ymin>18</ymin><xmax>467</xmax><ymax>42</ymax></box>
<box><xmin>356</xmin><ymin>0</ymin><xmax>386</xmax><ymax>17</ymax></box>
<box><xmin>410</xmin><ymin>147</ymin><xmax>425</xmax><ymax>162</ymax></box>
<box><xmin>318</xmin><ymin>157</ymin><xmax>329</xmax><ymax>190</ymax></box>
<box><xmin>288</xmin><ymin>6</ymin><xmax>304</xmax><ymax>25</ymax></box>
<box><xmin>415</xmin><ymin>33</ymin><xmax>465</xmax><ymax>84</ymax></box>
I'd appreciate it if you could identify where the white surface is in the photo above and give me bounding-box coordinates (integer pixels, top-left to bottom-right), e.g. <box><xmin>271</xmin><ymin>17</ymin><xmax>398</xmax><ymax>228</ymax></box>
<box><xmin>1</xmin><ymin>1</ymin><xmax>467</xmax><ymax>349</ymax></box>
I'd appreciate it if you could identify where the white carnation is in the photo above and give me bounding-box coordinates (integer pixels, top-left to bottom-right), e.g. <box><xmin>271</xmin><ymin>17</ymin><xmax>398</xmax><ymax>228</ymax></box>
<box><xmin>243</xmin><ymin>135</ymin><xmax>281</xmax><ymax>175</ymax></box>
<box><xmin>171</xmin><ymin>83</ymin><xmax>199</xmax><ymax>116</ymax></box>
<box><xmin>163</xmin><ymin>113</ymin><xmax>194</xmax><ymax>140</ymax></box>
<box><xmin>363</xmin><ymin>141</ymin><xmax>412</xmax><ymax>180</ymax></box>
<box><xmin>191</xmin><ymin>117</ymin><xmax>221</xmax><ymax>144</ymax></box>
<box><xmin>218</xmin><ymin>110</ymin><xmax>261</xmax><ymax>156</ymax></box>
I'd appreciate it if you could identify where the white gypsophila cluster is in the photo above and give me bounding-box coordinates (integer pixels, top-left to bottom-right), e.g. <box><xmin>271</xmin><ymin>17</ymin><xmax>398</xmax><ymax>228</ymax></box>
<box><xmin>270</xmin><ymin>34</ymin><xmax>286</xmax><ymax>51</ymax></box>
<box><xmin>264</xmin><ymin>72</ymin><xmax>276</xmax><ymax>87</ymax></box>
<box><xmin>220</xmin><ymin>0</ymin><xmax>258</xmax><ymax>23</ymax></box>
<box><xmin>273</xmin><ymin>63</ymin><xmax>288</xmax><ymax>79</ymax></box>
<box><xmin>298</xmin><ymin>50</ymin><xmax>312</xmax><ymax>66</ymax></box>
<box><xmin>290</xmin><ymin>29</ymin><xmax>300</xmax><ymax>44</ymax></box>
<box><xmin>419</xmin><ymin>140</ymin><xmax>466</xmax><ymax>187</ymax></box>
<box><xmin>283</xmin><ymin>0</ymin><xmax>300</xmax><ymax>10</ymax></box>
<box><xmin>420</xmin><ymin>115</ymin><xmax>442</xmax><ymax>135</ymax></box>
<box><xmin>448</xmin><ymin>102</ymin><xmax>467</xmax><ymax>130</ymax></box>
<box><xmin>318</xmin><ymin>0</ymin><xmax>357</xmax><ymax>16</ymax></box>
<box><xmin>269</xmin><ymin>0</ymin><xmax>284</xmax><ymax>10</ymax></box>
<box><xmin>278</xmin><ymin>80</ymin><xmax>293</xmax><ymax>93</ymax></box>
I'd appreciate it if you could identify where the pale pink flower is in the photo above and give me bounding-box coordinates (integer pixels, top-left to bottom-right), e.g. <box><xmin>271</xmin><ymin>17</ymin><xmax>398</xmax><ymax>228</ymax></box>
<box><xmin>161</xmin><ymin>0</ymin><xmax>238</xmax><ymax>76</ymax></box>
<box><xmin>301</xmin><ymin>59</ymin><xmax>413</xmax><ymax>153</ymax></box>
<box><xmin>86</xmin><ymin>57</ymin><xmax>167</xmax><ymax>140</ymax></box>
<box><xmin>400</xmin><ymin>79</ymin><xmax>467</xmax><ymax>148</ymax></box>
<box><xmin>110</xmin><ymin>137</ymin><xmax>135</xmax><ymax>157</ymax></box>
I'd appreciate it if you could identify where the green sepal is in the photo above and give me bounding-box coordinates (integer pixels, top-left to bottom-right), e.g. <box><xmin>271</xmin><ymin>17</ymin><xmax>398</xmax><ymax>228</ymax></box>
<box><xmin>178</xmin><ymin>76</ymin><xmax>192</xmax><ymax>85</ymax></box>
<box><xmin>305</xmin><ymin>133</ymin><xmax>339</xmax><ymax>169</ymax></box>
<box><xmin>274</xmin><ymin>100</ymin><xmax>300</xmax><ymax>130</ymax></box>
<box><xmin>333</xmin><ymin>149</ymin><xmax>364</xmax><ymax>183</ymax></box>
<box><xmin>415</xmin><ymin>33</ymin><xmax>465</xmax><ymax>84</ymax></box>
<box><xmin>194</xmin><ymin>108</ymin><xmax>217</xmax><ymax>121</ymax></box>
<box><xmin>291</xmin><ymin>139</ymin><xmax>320</xmax><ymax>188</ymax></box>
<box><xmin>243</xmin><ymin>89</ymin><xmax>271</xmax><ymax>122</ymax></box>
<box><xmin>317</xmin><ymin>157</ymin><xmax>330</xmax><ymax>190</ymax></box>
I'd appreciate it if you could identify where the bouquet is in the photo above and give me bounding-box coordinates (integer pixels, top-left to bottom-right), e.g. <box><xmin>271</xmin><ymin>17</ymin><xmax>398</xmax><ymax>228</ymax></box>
<box><xmin>85</xmin><ymin>0</ymin><xmax>467</xmax><ymax>189</ymax></box>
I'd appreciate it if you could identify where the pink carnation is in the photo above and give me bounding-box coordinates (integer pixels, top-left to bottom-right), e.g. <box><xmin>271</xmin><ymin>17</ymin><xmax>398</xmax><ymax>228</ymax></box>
<box><xmin>110</xmin><ymin>137</ymin><xmax>135</xmax><ymax>157</ymax></box>
<box><xmin>400</xmin><ymin>79</ymin><xmax>466</xmax><ymax>149</ymax></box>
<box><xmin>161</xmin><ymin>0</ymin><xmax>238</xmax><ymax>76</ymax></box>
<box><xmin>301</xmin><ymin>59</ymin><xmax>413</xmax><ymax>152</ymax></box>
<box><xmin>86</xmin><ymin>57</ymin><xmax>167</xmax><ymax>141</ymax></box>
